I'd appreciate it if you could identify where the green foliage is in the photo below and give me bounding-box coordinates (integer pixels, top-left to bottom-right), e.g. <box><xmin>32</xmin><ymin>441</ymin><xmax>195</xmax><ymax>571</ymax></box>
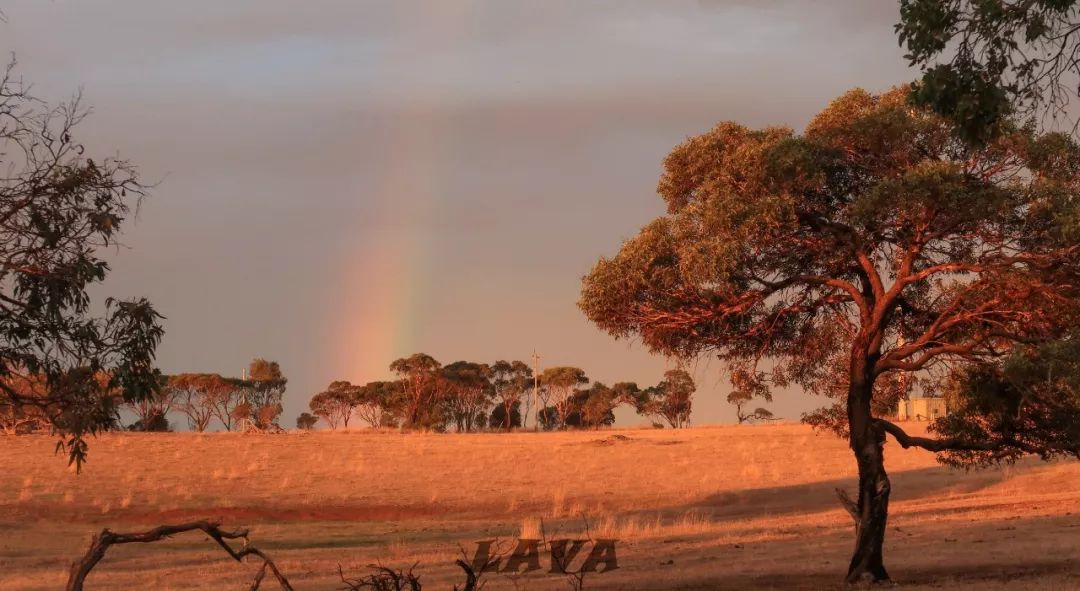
<box><xmin>633</xmin><ymin>369</ymin><xmax>696</xmax><ymax>428</ymax></box>
<box><xmin>442</xmin><ymin>361</ymin><xmax>494</xmax><ymax>432</ymax></box>
<box><xmin>540</xmin><ymin>366</ymin><xmax>589</xmax><ymax>429</ymax></box>
<box><xmin>127</xmin><ymin>411</ymin><xmax>171</xmax><ymax>432</ymax></box>
<box><xmin>390</xmin><ymin>353</ymin><xmax>446</xmax><ymax>430</ymax></box>
<box><xmin>933</xmin><ymin>339</ymin><xmax>1080</xmax><ymax>466</ymax></box>
<box><xmin>248</xmin><ymin>358</ymin><xmax>284</xmax><ymax>383</ymax></box>
<box><xmin>238</xmin><ymin>358</ymin><xmax>287</xmax><ymax>431</ymax></box>
<box><xmin>352</xmin><ymin>380</ymin><xmax>402</xmax><ymax>428</ymax></box>
<box><xmin>490</xmin><ymin>360</ymin><xmax>532</xmax><ymax>431</ymax></box>
<box><xmin>0</xmin><ymin>62</ymin><xmax>163</xmax><ymax>468</ymax></box>
<box><xmin>580</xmin><ymin>85</ymin><xmax>1080</xmax><ymax>459</ymax></box>
<box><xmin>309</xmin><ymin>381</ymin><xmax>359</xmax><ymax>429</ymax></box>
<box><xmin>898</xmin><ymin>0</ymin><xmax>1080</xmax><ymax>143</ymax></box>
<box><xmin>489</xmin><ymin>400</ymin><xmax>522</xmax><ymax>430</ymax></box>
<box><xmin>295</xmin><ymin>412</ymin><xmax>318</xmax><ymax>430</ymax></box>
<box><xmin>570</xmin><ymin>382</ymin><xmax>617</xmax><ymax>429</ymax></box>
<box><xmin>727</xmin><ymin>369</ymin><xmax>775</xmax><ymax>424</ymax></box>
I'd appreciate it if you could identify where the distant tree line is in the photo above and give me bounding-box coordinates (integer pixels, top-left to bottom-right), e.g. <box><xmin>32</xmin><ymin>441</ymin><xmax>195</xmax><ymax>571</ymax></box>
<box><xmin>3</xmin><ymin>350</ymin><xmax>783</xmax><ymax>436</ymax></box>
<box><xmin>1</xmin><ymin>358</ymin><xmax>288</xmax><ymax>435</ymax></box>
<box><xmin>300</xmin><ymin>354</ymin><xmax>704</xmax><ymax>432</ymax></box>
<box><xmin>136</xmin><ymin>358</ymin><xmax>288</xmax><ymax>432</ymax></box>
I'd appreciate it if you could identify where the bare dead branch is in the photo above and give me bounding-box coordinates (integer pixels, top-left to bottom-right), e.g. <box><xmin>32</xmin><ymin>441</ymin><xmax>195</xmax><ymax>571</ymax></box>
<box><xmin>453</xmin><ymin>559</ymin><xmax>477</xmax><ymax>591</ymax></box>
<box><xmin>337</xmin><ymin>562</ymin><xmax>422</xmax><ymax>591</ymax></box>
<box><xmin>65</xmin><ymin>520</ymin><xmax>293</xmax><ymax>591</ymax></box>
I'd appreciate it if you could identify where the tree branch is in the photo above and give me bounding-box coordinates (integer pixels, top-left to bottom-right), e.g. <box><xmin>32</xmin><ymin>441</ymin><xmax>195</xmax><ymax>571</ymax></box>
<box><xmin>65</xmin><ymin>520</ymin><xmax>293</xmax><ymax>591</ymax></box>
<box><xmin>875</xmin><ymin>418</ymin><xmax>1040</xmax><ymax>455</ymax></box>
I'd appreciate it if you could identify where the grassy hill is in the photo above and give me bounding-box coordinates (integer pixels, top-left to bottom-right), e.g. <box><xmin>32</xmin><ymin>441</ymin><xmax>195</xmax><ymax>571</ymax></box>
<box><xmin>1</xmin><ymin>424</ymin><xmax>1076</xmax><ymax>590</ymax></box>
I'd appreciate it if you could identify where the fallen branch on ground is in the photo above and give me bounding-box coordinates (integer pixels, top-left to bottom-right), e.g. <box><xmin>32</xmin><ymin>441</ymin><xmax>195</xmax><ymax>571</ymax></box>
<box><xmin>67</xmin><ymin>520</ymin><xmax>504</xmax><ymax>591</ymax></box>
<box><xmin>65</xmin><ymin>520</ymin><xmax>293</xmax><ymax>591</ymax></box>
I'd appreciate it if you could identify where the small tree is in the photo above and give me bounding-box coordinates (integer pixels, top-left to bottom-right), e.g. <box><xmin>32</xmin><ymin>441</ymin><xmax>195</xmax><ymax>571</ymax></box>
<box><xmin>127</xmin><ymin>411</ymin><xmax>171</xmax><ymax>432</ymax></box>
<box><xmin>295</xmin><ymin>412</ymin><xmax>317</xmax><ymax>431</ymax></box>
<box><xmin>390</xmin><ymin>353</ymin><xmax>445</xmax><ymax>429</ymax></box>
<box><xmin>726</xmin><ymin>369</ymin><xmax>776</xmax><ymax>425</ymax></box>
<box><xmin>490</xmin><ymin>360</ymin><xmax>532</xmax><ymax>432</ymax></box>
<box><xmin>230</xmin><ymin>402</ymin><xmax>253</xmax><ymax>430</ymax></box>
<box><xmin>579</xmin><ymin>87</ymin><xmax>1080</xmax><ymax>582</ymax></box>
<box><xmin>167</xmin><ymin>373</ymin><xmax>230</xmax><ymax>432</ymax></box>
<box><xmin>127</xmin><ymin>386</ymin><xmax>176</xmax><ymax>433</ymax></box>
<box><xmin>354</xmin><ymin>380</ymin><xmax>400</xmax><ymax>428</ymax></box>
<box><xmin>631</xmin><ymin>370</ymin><xmax>695</xmax><ymax>429</ymax></box>
<box><xmin>442</xmin><ymin>361</ymin><xmax>493</xmax><ymax>432</ymax></box>
<box><xmin>657</xmin><ymin>369</ymin><xmax>695</xmax><ymax>428</ymax></box>
<box><xmin>540</xmin><ymin>367</ymin><xmax>588</xmax><ymax>429</ymax></box>
<box><xmin>240</xmin><ymin>358</ymin><xmax>287</xmax><ymax>431</ymax></box>
<box><xmin>309</xmin><ymin>381</ymin><xmax>359</xmax><ymax>429</ymax></box>
<box><xmin>207</xmin><ymin>379</ymin><xmax>245</xmax><ymax>432</ymax></box>
<box><xmin>255</xmin><ymin>403</ymin><xmax>283</xmax><ymax>432</ymax></box>
<box><xmin>489</xmin><ymin>401</ymin><xmax>522</xmax><ymax>430</ymax></box>
<box><xmin>537</xmin><ymin>406</ymin><xmax>559</xmax><ymax>431</ymax></box>
<box><xmin>576</xmin><ymin>382</ymin><xmax>618</xmax><ymax>429</ymax></box>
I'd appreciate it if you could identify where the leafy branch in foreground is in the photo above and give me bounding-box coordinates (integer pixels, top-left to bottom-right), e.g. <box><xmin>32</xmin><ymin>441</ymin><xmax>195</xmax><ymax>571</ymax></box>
<box><xmin>899</xmin><ymin>0</ymin><xmax>1080</xmax><ymax>143</ymax></box>
<box><xmin>0</xmin><ymin>58</ymin><xmax>163</xmax><ymax>469</ymax></box>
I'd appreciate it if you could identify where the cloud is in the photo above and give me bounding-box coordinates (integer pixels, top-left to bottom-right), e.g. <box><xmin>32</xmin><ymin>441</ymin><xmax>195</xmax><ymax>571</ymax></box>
<box><xmin>5</xmin><ymin>0</ymin><xmax>912</xmax><ymax>423</ymax></box>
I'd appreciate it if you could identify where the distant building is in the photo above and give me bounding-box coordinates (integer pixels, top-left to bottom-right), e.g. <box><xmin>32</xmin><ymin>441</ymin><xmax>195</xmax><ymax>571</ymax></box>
<box><xmin>896</xmin><ymin>397</ymin><xmax>947</xmax><ymax>421</ymax></box>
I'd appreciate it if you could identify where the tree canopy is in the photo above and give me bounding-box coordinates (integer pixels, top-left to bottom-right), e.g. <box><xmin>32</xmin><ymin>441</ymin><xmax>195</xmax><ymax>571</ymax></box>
<box><xmin>726</xmin><ymin>368</ymin><xmax>775</xmax><ymax>424</ymax></box>
<box><xmin>540</xmin><ymin>366</ymin><xmax>589</xmax><ymax>429</ymax></box>
<box><xmin>632</xmin><ymin>369</ymin><xmax>696</xmax><ymax>428</ymax></box>
<box><xmin>490</xmin><ymin>360</ymin><xmax>532</xmax><ymax>431</ymax></box>
<box><xmin>898</xmin><ymin>0</ymin><xmax>1080</xmax><ymax>143</ymax></box>
<box><xmin>0</xmin><ymin>61</ymin><xmax>163</xmax><ymax>467</ymax></box>
<box><xmin>580</xmin><ymin>86</ymin><xmax>1080</xmax><ymax>583</ymax></box>
<box><xmin>309</xmin><ymin>380</ymin><xmax>359</xmax><ymax>429</ymax></box>
<box><xmin>390</xmin><ymin>353</ymin><xmax>445</xmax><ymax>429</ymax></box>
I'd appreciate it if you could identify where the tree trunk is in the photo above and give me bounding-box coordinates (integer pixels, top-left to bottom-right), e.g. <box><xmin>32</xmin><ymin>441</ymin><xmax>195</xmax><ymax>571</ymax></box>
<box><xmin>846</xmin><ymin>353</ymin><xmax>891</xmax><ymax>584</ymax></box>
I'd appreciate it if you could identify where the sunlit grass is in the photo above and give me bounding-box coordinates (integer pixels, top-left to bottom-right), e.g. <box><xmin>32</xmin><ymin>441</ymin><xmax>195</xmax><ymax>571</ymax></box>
<box><xmin>0</xmin><ymin>424</ymin><xmax>1077</xmax><ymax>590</ymax></box>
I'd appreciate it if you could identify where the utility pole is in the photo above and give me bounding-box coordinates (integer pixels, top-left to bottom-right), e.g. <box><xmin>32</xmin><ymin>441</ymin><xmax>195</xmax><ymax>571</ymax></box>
<box><xmin>532</xmin><ymin>350</ymin><xmax>541</xmax><ymax>431</ymax></box>
<box><xmin>240</xmin><ymin>366</ymin><xmax>251</xmax><ymax>432</ymax></box>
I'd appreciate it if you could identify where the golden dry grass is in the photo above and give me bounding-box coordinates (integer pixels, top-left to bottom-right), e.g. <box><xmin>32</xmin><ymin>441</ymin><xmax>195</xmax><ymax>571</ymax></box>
<box><xmin>0</xmin><ymin>423</ymin><xmax>1077</xmax><ymax>590</ymax></box>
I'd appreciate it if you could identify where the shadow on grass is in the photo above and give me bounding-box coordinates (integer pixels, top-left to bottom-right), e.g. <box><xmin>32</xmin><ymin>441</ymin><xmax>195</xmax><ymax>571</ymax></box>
<box><xmin>670</xmin><ymin>557</ymin><xmax>1079</xmax><ymax>591</ymax></box>
<box><xmin>672</xmin><ymin>462</ymin><xmax>1028</xmax><ymax>521</ymax></box>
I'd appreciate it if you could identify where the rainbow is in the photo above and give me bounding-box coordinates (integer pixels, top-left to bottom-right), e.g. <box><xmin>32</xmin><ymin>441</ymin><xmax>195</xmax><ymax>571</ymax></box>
<box><xmin>329</xmin><ymin>1</ymin><xmax>478</xmax><ymax>384</ymax></box>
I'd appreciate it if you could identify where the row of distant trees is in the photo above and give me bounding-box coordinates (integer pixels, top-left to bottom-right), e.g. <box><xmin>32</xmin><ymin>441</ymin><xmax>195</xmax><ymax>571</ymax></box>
<box><xmin>0</xmin><ymin>358</ymin><xmax>288</xmax><ymax>434</ymax></box>
<box><xmin>1</xmin><ymin>353</ymin><xmax>782</xmax><ymax>435</ymax></box>
<box><xmin>136</xmin><ymin>358</ymin><xmax>288</xmax><ymax>432</ymax></box>
<box><xmin>298</xmin><ymin>353</ymin><xmax>706</xmax><ymax>432</ymax></box>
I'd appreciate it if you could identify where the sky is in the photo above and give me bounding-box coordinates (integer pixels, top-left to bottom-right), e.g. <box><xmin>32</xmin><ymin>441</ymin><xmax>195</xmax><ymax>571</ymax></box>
<box><xmin>2</xmin><ymin>1</ymin><xmax>913</xmax><ymax>426</ymax></box>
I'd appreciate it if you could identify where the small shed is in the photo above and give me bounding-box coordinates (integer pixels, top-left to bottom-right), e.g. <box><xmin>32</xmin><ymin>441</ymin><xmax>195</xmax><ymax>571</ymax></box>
<box><xmin>896</xmin><ymin>397</ymin><xmax>947</xmax><ymax>421</ymax></box>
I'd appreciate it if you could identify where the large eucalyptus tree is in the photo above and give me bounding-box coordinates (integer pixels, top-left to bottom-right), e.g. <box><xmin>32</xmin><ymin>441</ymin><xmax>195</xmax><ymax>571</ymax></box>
<box><xmin>580</xmin><ymin>87</ymin><xmax>1080</xmax><ymax>583</ymax></box>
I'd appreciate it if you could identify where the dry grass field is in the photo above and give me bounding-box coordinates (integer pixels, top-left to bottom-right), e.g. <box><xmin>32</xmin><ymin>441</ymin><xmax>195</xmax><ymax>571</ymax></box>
<box><xmin>0</xmin><ymin>423</ymin><xmax>1077</xmax><ymax>590</ymax></box>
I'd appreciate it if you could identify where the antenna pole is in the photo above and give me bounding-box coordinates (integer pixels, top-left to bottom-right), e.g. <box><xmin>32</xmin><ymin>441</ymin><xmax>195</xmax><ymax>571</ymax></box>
<box><xmin>532</xmin><ymin>350</ymin><xmax>541</xmax><ymax>431</ymax></box>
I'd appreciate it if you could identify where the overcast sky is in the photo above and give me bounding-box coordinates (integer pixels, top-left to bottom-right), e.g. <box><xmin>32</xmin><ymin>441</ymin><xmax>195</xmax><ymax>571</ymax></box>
<box><xmin>3</xmin><ymin>1</ymin><xmax>912</xmax><ymax>426</ymax></box>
